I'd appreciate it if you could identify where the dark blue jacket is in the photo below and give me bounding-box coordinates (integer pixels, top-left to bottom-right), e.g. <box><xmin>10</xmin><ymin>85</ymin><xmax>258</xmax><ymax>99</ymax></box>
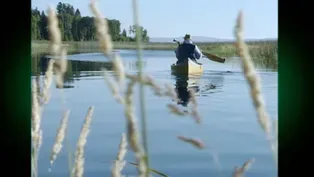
<box><xmin>177</xmin><ymin>43</ymin><xmax>196</xmax><ymax>58</ymax></box>
<box><xmin>175</xmin><ymin>41</ymin><xmax>202</xmax><ymax>64</ymax></box>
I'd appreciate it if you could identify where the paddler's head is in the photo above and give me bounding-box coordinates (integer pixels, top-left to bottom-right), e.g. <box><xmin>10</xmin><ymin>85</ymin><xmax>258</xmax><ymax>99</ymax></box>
<box><xmin>184</xmin><ymin>34</ymin><xmax>191</xmax><ymax>41</ymax></box>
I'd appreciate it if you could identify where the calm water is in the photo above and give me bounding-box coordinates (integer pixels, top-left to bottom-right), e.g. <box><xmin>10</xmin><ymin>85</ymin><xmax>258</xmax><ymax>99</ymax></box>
<box><xmin>32</xmin><ymin>50</ymin><xmax>278</xmax><ymax>177</ymax></box>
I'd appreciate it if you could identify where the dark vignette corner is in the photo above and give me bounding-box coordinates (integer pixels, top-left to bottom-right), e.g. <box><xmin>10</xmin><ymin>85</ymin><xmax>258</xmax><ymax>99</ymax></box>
<box><xmin>3</xmin><ymin>0</ymin><xmax>31</xmax><ymax>175</ymax></box>
<box><xmin>278</xmin><ymin>0</ymin><xmax>313</xmax><ymax>175</ymax></box>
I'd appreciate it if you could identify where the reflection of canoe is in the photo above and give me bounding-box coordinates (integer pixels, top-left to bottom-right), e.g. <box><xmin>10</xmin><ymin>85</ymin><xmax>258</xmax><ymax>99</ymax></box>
<box><xmin>173</xmin><ymin>74</ymin><xmax>202</xmax><ymax>106</ymax></box>
<box><xmin>186</xmin><ymin>76</ymin><xmax>201</xmax><ymax>88</ymax></box>
<box><xmin>171</xmin><ymin>59</ymin><xmax>203</xmax><ymax>75</ymax></box>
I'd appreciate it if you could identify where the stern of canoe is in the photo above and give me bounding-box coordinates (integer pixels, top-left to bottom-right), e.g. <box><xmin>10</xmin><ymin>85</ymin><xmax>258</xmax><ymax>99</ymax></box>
<box><xmin>171</xmin><ymin>59</ymin><xmax>203</xmax><ymax>75</ymax></box>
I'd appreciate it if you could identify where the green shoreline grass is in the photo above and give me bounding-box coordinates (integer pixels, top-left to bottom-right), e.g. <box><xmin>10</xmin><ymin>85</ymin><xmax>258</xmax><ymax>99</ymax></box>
<box><xmin>32</xmin><ymin>39</ymin><xmax>277</xmax><ymax>69</ymax></box>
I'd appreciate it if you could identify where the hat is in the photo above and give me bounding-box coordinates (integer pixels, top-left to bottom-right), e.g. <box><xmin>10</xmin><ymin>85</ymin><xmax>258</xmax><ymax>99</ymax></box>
<box><xmin>184</xmin><ymin>34</ymin><xmax>191</xmax><ymax>40</ymax></box>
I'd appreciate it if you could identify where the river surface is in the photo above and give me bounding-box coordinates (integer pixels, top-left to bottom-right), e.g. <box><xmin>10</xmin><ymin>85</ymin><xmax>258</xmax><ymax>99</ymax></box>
<box><xmin>32</xmin><ymin>50</ymin><xmax>277</xmax><ymax>177</ymax></box>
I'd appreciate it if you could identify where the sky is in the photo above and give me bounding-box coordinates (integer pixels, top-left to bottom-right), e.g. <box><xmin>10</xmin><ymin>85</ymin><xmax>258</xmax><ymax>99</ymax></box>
<box><xmin>31</xmin><ymin>0</ymin><xmax>278</xmax><ymax>39</ymax></box>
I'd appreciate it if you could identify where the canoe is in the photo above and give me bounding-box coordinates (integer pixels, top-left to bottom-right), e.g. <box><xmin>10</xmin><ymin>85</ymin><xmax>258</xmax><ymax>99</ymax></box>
<box><xmin>171</xmin><ymin>59</ymin><xmax>203</xmax><ymax>75</ymax></box>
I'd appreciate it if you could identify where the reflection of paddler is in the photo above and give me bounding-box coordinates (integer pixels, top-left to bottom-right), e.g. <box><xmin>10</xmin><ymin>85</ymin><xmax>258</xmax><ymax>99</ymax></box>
<box><xmin>174</xmin><ymin>75</ymin><xmax>200</xmax><ymax>107</ymax></box>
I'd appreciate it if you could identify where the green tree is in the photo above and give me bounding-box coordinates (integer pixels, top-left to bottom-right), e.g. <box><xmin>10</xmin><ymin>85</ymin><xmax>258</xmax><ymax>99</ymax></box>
<box><xmin>60</xmin><ymin>14</ymin><xmax>74</xmax><ymax>41</ymax></box>
<box><xmin>56</xmin><ymin>2</ymin><xmax>65</xmax><ymax>14</ymax></box>
<box><xmin>128</xmin><ymin>25</ymin><xmax>149</xmax><ymax>42</ymax></box>
<box><xmin>31</xmin><ymin>8</ymin><xmax>41</xmax><ymax>40</ymax></box>
<box><xmin>74</xmin><ymin>9</ymin><xmax>81</xmax><ymax>17</ymax></box>
<box><xmin>39</xmin><ymin>11</ymin><xmax>48</xmax><ymax>40</ymax></box>
<box><xmin>142</xmin><ymin>29</ymin><xmax>149</xmax><ymax>42</ymax></box>
<box><xmin>107</xmin><ymin>19</ymin><xmax>121</xmax><ymax>41</ymax></box>
<box><xmin>72</xmin><ymin>9</ymin><xmax>81</xmax><ymax>41</ymax></box>
<box><xmin>78</xmin><ymin>17</ymin><xmax>96</xmax><ymax>41</ymax></box>
<box><xmin>120</xmin><ymin>29</ymin><xmax>128</xmax><ymax>41</ymax></box>
<box><xmin>31</xmin><ymin>1</ymin><xmax>150</xmax><ymax>42</ymax></box>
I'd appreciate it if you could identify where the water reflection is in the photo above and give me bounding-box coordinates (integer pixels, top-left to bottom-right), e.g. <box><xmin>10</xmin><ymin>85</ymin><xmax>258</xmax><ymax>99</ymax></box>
<box><xmin>200</xmin><ymin>72</ymin><xmax>225</xmax><ymax>95</ymax></box>
<box><xmin>32</xmin><ymin>52</ymin><xmax>147</xmax><ymax>75</ymax></box>
<box><xmin>127</xmin><ymin>60</ymin><xmax>147</xmax><ymax>71</ymax></box>
<box><xmin>32</xmin><ymin>52</ymin><xmax>114</xmax><ymax>88</ymax></box>
<box><xmin>173</xmin><ymin>74</ymin><xmax>201</xmax><ymax>107</ymax></box>
<box><xmin>32</xmin><ymin>52</ymin><xmax>151</xmax><ymax>89</ymax></box>
<box><xmin>173</xmin><ymin>72</ymin><xmax>225</xmax><ymax>107</ymax></box>
<box><xmin>33</xmin><ymin>52</ymin><xmax>227</xmax><ymax>92</ymax></box>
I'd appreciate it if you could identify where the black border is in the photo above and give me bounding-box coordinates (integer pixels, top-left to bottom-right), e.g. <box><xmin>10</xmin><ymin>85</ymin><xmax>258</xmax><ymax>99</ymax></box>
<box><xmin>279</xmin><ymin>0</ymin><xmax>313</xmax><ymax>176</ymax></box>
<box><xmin>4</xmin><ymin>0</ymin><xmax>31</xmax><ymax>176</ymax></box>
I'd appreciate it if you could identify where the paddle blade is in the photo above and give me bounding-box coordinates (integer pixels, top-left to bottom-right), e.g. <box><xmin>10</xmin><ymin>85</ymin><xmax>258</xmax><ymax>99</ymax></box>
<box><xmin>202</xmin><ymin>51</ymin><xmax>226</xmax><ymax>63</ymax></box>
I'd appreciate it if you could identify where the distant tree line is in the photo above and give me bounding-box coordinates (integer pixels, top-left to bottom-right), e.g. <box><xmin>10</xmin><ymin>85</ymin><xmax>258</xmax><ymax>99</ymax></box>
<box><xmin>31</xmin><ymin>2</ymin><xmax>150</xmax><ymax>42</ymax></box>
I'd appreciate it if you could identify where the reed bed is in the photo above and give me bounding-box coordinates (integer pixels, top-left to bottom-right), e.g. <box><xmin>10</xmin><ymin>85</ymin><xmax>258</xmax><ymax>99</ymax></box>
<box><xmin>31</xmin><ymin>2</ymin><xmax>277</xmax><ymax>177</ymax></box>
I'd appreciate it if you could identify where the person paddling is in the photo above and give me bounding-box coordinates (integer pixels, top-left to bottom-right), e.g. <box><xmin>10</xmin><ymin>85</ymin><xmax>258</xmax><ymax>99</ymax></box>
<box><xmin>174</xmin><ymin>34</ymin><xmax>203</xmax><ymax>65</ymax></box>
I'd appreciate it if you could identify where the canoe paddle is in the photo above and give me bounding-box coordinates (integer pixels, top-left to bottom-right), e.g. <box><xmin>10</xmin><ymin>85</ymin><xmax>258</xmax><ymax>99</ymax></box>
<box><xmin>173</xmin><ymin>39</ymin><xmax>226</xmax><ymax>63</ymax></box>
<box><xmin>202</xmin><ymin>51</ymin><xmax>226</xmax><ymax>63</ymax></box>
<box><xmin>173</xmin><ymin>39</ymin><xmax>181</xmax><ymax>45</ymax></box>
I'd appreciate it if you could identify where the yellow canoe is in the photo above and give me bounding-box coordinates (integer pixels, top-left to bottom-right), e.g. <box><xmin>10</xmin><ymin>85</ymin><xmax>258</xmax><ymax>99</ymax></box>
<box><xmin>171</xmin><ymin>59</ymin><xmax>203</xmax><ymax>75</ymax></box>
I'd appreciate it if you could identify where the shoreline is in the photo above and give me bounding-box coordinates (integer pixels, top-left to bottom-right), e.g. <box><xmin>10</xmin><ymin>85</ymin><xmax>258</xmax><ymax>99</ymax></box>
<box><xmin>32</xmin><ymin>40</ymin><xmax>277</xmax><ymax>69</ymax></box>
<box><xmin>32</xmin><ymin>40</ymin><xmax>277</xmax><ymax>71</ymax></box>
<box><xmin>32</xmin><ymin>40</ymin><xmax>277</xmax><ymax>56</ymax></box>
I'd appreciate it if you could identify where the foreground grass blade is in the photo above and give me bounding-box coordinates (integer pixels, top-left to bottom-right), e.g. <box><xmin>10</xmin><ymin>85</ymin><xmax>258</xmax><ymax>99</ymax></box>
<box><xmin>127</xmin><ymin>161</ymin><xmax>169</xmax><ymax>177</ymax></box>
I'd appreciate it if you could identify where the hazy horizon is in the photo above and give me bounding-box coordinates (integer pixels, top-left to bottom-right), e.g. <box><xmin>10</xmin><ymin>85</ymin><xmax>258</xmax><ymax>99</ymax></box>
<box><xmin>149</xmin><ymin>36</ymin><xmax>277</xmax><ymax>43</ymax></box>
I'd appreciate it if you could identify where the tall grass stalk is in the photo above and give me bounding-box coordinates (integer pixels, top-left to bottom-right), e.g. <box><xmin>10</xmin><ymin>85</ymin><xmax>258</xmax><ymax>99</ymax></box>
<box><xmin>50</xmin><ymin>110</ymin><xmax>70</xmax><ymax>167</ymax></box>
<box><xmin>132</xmin><ymin>0</ymin><xmax>150</xmax><ymax>176</ymax></box>
<box><xmin>232</xmin><ymin>158</ymin><xmax>255</xmax><ymax>177</ymax></box>
<box><xmin>47</xmin><ymin>7</ymin><xmax>61</xmax><ymax>56</ymax></box>
<box><xmin>89</xmin><ymin>1</ymin><xmax>147</xmax><ymax>176</ymax></box>
<box><xmin>42</xmin><ymin>59</ymin><xmax>55</xmax><ymax>104</ymax></box>
<box><xmin>55</xmin><ymin>47</ymin><xmax>68</xmax><ymax>88</ymax></box>
<box><xmin>177</xmin><ymin>136</ymin><xmax>205</xmax><ymax>149</ymax></box>
<box><xmin>124</xmin><ymin>79</ymin><xmax>146</xmax><ymax>177</ymax></box>
<box><xmin>112</xmin><ymin>53</ymin><xmax>126</xmax><ymax>89</ymax></box>
<box><xmin>111</xmin><ymin>133</ymin><xmax>128</xmax><ymax>177</ymax></box>
<box><xmin>47</xmin><ymin>5</ymin><xmax>75</xmax><ymax>175</ymax></box>
<box><xmin>102</xmin><ymin>68</ymin><xmax>125</xmax><ymax>104</ymax></box>
<box><xmin>234</xmin><ymin>11</ymin><xmax>277</xmax><ymax>165</ymax></box>
<box><xmin>31</xmin><ymin>8</ymin><xmax>60</xmax><ymax>172</ymax></box>
<box><xmin>89</xmin><ymin>0</ymin><xmax>113</xmax><ymax>56</ymax></box>
<box><xmin>32</xmin><ymin>80</ymin><xmax>42</xmax><ymax>177</ymax></box>
<box><xmin>71</xmin><ymin>106</ymin><xmax>94</xmax><ymax>177</ymax></box>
